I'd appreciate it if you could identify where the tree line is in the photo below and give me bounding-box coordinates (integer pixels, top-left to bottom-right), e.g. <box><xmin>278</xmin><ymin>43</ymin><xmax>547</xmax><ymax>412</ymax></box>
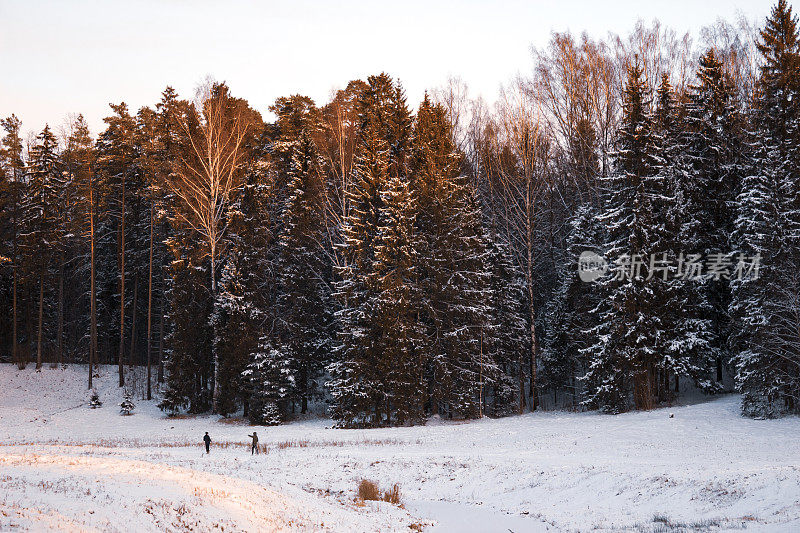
<box><xmin>1</xmin><ymin>1</ymin><xmax>799</xmax><ymax>424</ymax></box>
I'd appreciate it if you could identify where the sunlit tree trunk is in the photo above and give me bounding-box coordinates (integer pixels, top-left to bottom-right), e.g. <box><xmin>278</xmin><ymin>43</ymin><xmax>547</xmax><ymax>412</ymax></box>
<box><xmin>89</xmin><ymin>171</ymin><xmax>97</xmax><ymax>390</ymax></box>
<box><xmin>118</xmin><ymin>173</ymin><xmax>126</xmax><ymax>387</ymax></box>
<box><xmin>129</xmin><ymin>274</ymin><xmax>138</xmax><ymax>368</ymax></box>
<box><xmin>146</xmin><ymin>201</ymin><xmax>154</xmax><ymax>400</ymax></box>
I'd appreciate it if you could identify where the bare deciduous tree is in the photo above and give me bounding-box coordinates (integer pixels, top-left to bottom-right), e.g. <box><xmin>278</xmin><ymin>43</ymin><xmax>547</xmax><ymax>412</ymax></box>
<box><xmin>170</xmin><ymin>85</ymin><xmax>253</xmax><ymax>413</ymax></box>
<box><xmin>489</xmin><ymin>81</ymin><xmax>553</xmax><ymax>412</ymax></box>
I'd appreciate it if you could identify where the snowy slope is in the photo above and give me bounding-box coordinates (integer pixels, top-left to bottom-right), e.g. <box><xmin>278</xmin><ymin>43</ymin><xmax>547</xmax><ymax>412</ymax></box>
<box><xmin>1</xmin><ymin>364</ymin><xmax>798</xmax><ymax>532</ymax></box>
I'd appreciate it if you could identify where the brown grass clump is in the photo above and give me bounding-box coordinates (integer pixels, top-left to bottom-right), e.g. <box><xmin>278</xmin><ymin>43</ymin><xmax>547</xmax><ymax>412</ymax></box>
<box><xmin>357</xmin><ymin>479</ymin><xmax>401</xmax><ymax>505</ymax></box>
<box><xmin>358</xmin><ymin>479</ymin><xmax>380</xmax><ymax>501</ymax></box>
<box><xmin>382</xmin><ymin>483</ymin><xmax>401</xmax><ymax>504</ymax></box>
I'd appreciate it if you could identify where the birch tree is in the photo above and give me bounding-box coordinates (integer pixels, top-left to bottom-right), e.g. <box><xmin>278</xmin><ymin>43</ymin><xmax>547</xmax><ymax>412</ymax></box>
<box><xmin>169</xmin><ymin>83</ymin><xmax>259</xmax><ymax>413</ymax></box>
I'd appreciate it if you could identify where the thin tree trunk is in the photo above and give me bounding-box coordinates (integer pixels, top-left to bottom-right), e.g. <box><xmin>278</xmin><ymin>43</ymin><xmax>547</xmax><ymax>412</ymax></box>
<box><xmin>211</xmin><ymin>242</ymin><xmax>219</xmax><ymax>413</ymax></box>
<box><xmin>118</xmin><ymin>174</ymin><xmax>126</xmax><ymax>387</ymax></box>
<box><xmin>518</xmin><ymin>348</ymin><xmax>525</xmax><ymax>414</ymax></box>
<box><xmin>146</xmin><ymin>202</ymin><xmax>154</xmax><ymax>400</ymax></box>
<box><xmin>36</xmin><ymin>266</ymin><xmax>44</xmax><ymax>370</ymax></box>
<box><xmin>526</xmin><ymin>264</ymin><xmax>538</xmax><ymax>412</ymax></box>
<box><xmin>11</xmin><ymin>169</ymin><xmax>19</xmax><ymax>368</ymax></box>
<box><xmin>129</xmin><ymin>274</ymin><xmax>138</xmax><ymax>367</ymax></box>
<box><xmin>12</xmin><ymin>269</ymin><xmax>18</xmax><ymax>368</ymax></box>
<box><xmin>157</xmin><ymin>295</ymin><xmax>164</xmax><ymax>384</ymax></box>
<box><xmin>57</xmin><ymin>253</ymin><xmax>64</xmax><ymax>367</ymax></box>
<box><xmin>89</xmin><ymin>171</ymin><xmax>97</xmax><ymax>390</ymax></box>
<box><xmin>526</xmin><ymin>178</ymin><xmax>538</xmax><ymax>412</ymax></box>
<box><xmin>24</xmin><ymin>286</ymin><xmax>32</xmax><ymax>368</ymax></box>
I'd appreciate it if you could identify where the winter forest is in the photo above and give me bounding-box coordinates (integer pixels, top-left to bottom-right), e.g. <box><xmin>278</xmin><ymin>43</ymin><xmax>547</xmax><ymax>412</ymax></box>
<box><xmin>3</xmin><ymin>1</ymin><xmax>800</xmax><ymax>429</ymax></box>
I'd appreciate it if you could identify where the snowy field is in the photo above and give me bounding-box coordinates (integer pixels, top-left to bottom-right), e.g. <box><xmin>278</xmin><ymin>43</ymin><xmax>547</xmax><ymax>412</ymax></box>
<box><xmin>0</xmin><ymin>365</ymin><xmax>798</xmax><ymax>532</ymax></box>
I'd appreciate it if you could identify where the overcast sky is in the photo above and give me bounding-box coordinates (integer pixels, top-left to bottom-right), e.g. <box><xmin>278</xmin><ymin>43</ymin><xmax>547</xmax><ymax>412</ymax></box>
<box><xmin>0</xmin><ymin>0</ymin><xmax>771</xmax><ymax>137</ymax></box>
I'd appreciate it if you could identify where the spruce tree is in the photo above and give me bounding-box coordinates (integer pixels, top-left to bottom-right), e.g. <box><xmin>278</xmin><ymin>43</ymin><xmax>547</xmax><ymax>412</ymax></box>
<box><xmin>543</xmin><ymin>204</ymin><xmax>603</xmax><ymax>408</ymax></box>
<box><xmin>683</xmin><ymin>49</ymin><xmax>744</xmax><ymax>387</ymax></box>
<box><xmin>485</xmin><ymin>237</ymin><xmax>528</xmax><ymax>415</ymax></box>
<box><xmin>329</xmin><ymin>76</ymin><xmax>396</xmax><ymax>427</ymax></box>
<box><xmin>242</xmin><ymin>336</ymin><xmax>295</xmax><ymax>425</ymax></box>
<box><xmin>413</xmin><ymin>95</ymin><xmax>490</xmax><ymax>418</ymax></box>
<box><xmin>730</xmin><ymin>0</ymin><xmax>800</xmax><ymax>416</ymax></box>
<box><xmin>652</xmin><ymin>75</ymin><xmax>716</xmax><ymax>396</ymax></box>
<box><xmin>214</xmin><ymin>150</ymin><xmax>274</xmax><ymax>416</ymax></box>
<box><xmin>372</xmin><ymin>170</ymin><xmax>426</xmax><ymax>424</ymax></box>
<box><xmin>277</xmin><ymin>130</ymin><xmax>333</xmax><ymax>415</ymax></box>
<box><xmin>24</xmin><ymin>125</ymin><xmax>61</xmax><ymax>370</ymax></box>
<box><xmin>585</xmin><ymin>62</ymin><xmax>660</xmax><ymax>412</ymax></box>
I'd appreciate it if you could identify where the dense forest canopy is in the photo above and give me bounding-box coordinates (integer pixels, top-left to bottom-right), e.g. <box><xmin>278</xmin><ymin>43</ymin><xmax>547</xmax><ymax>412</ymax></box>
<box><xmin>2</xmin><ymin>1</ymin><xmax>799</xmax><ymax>425</ymax></box>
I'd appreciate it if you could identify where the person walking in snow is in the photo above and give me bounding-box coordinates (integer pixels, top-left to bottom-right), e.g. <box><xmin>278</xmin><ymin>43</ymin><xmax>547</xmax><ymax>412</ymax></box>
<box><xmin>203</xmin><ymin>432</ymin><xmax>211</xmax><ymax>454</ymax></box>
<box><xmin>248</xmin><ymin>431</ymin><xmax>259</xmax><ymax>455</ymax></box>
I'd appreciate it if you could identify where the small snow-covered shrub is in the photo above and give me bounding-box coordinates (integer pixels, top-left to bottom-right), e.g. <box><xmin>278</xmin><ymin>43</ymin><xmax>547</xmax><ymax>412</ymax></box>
<box><xmin>88</xmin><ymin>389</ymin><xmax>102</xmax><ymax>408</ymax></box>
<box><xmin>120</xmin><ymin>391</ymin><xmax>135</xmax><ymax>415</ymax></box>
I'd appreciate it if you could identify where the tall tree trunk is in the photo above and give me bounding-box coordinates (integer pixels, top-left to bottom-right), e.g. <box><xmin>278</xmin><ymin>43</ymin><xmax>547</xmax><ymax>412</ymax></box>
<box><xmin>211</xmin><ymin>242</ymin><xmax>219</xmax><ymax>413</ymax></box>
<box><xmin>526</xmin><ymin>260</ymin><xmax>538</xmax><ymax>412</ymax></box>
<box><xmin>157</xmin><ymin>294</ymin><xmax>164</xmax><ymax>384</ymax></box>
<box><xmin>11</xmin><ymin>169</ymin><xmax>19</xmax><ymax>367</ymax></box>
<box><xmin>146</xmin><ymin>202</ymin><xmax>154</xmax><ymax>400</ymax></box>
<box><xmin>526</xmin><ymin>180</ymin><xmax>538</xmax><ymax>412</ymax></box>
<box><xmin>89</xmin><ymin>172</ymin><xmax>97</xmax><ymax>390</ymax></box>
<box><xmin>12</xmin><ymin>268</ymin><xmax>18</xmax><ymax>368</ymax></box>
<box><xmin>24</xmin><ymin>286</ymin><xmax>32</xmax><ymax>368</ymax></box>
<box><xmin>118</xmin><ymin>174</ymin><xmax>126</xmax><ymax>387</ymax></box>
<box><xmin>56</xmin><ymin>253</ymin><xmax>64</xmax><ymax>367</ymax></box>
<box><xmin>518</xmin><ymin>348</ymin><xmax>525</xmax><ymax>414</ymax></box>
<box><xmin>129</xmin><ymin>274</ymin><xmax>138</xmax><ymax>367</ymax></box>
<box><xmin>36</xmin><ymin>266</ymin><xmax>44</xmax><ymax>370</ymax></box>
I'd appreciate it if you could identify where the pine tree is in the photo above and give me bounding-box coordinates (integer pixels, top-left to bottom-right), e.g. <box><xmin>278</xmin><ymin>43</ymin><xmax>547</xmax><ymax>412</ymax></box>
<box><xmin>96</xmin><ymin>103</ymin><xmax>141</xmax><ymax>387</ymax></box>
<box><xmin>0</xmin><ymin>115</ymin><xmax>25</xmax><ymax>369</ymax></box>
<box><xmin>63</xmin><ymin>115</ymin><xmax>102</xmax><ymax>387</ymax></box>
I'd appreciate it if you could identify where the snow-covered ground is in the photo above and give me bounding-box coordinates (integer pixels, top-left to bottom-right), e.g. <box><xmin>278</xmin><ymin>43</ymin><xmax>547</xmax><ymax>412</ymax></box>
<box><xmin>1</xmin><ymin>365</ymin><xmax>798</xmax><ymax>532</ymax></box>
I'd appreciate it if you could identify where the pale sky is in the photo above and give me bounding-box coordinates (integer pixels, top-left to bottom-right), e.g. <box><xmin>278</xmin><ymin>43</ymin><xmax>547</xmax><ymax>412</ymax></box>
<box><xmin>0</xmin><ymin>0</ymin><xmax>771</xmax><ymax>137</ymax></box>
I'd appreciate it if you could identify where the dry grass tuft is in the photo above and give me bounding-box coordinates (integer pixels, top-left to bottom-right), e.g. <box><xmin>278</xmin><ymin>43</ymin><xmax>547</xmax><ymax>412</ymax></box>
<box><xmin>358</xmin><ymin>479</ymin><xmax>381</xmax><ymax>501</ymax></box>
<box><xmin>382</xmin><ymin>483</ymin><xmax>401</xmax><ymax>504</ymax></box>
<box><xmin>357</xmin><ymin>479</ymin><xmax>401</xmax><ymax>505</ymax></box>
